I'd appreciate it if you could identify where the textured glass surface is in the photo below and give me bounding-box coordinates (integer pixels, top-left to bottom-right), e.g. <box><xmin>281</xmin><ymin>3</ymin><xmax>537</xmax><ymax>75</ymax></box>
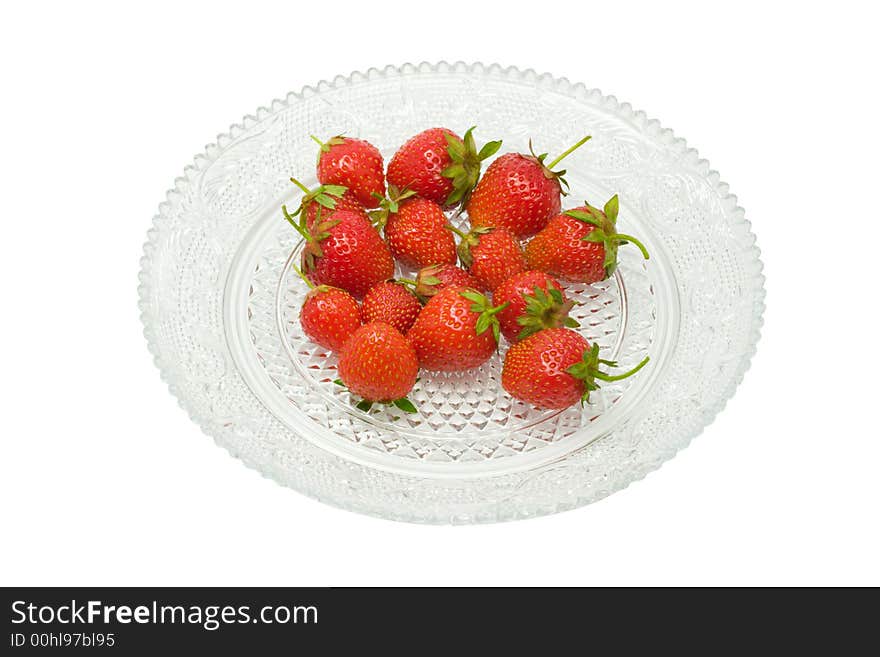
<box><xmin>139</xmin><ymin>62</ymin><xmax>765</xmax><ymax>523</ymax></box>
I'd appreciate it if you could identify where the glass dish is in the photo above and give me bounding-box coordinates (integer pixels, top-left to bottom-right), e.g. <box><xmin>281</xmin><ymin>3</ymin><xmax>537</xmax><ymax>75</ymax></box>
<box><xmin>139</xmin><ymin>62</ymin><xmax>765</xmax><ymax>523</ymax></box>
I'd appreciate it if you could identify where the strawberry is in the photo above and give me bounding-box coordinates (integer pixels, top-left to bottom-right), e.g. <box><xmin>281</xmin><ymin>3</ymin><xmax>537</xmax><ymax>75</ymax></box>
<box><xmin>493</xmin><ymin>270</ymin><xmax>578</xmax><ymax>343</ymax></box>
<box><xmin>502</xmin><ymin>328</ymin><xmax>650</xmax><ymax>409</ymax></box>
<box><xmin>387</xmin><ymin>127</ymin><xmax>501</xmax><ymax>206</ymax></box>
<box><xmin>337</xmin><ymin>321</ymin><xmax>419</xmax><ymax>411</ymax></box>
<box><xmin>451</xmin><ymin>225</ymin><xmax>527</xmax><ymax>292</ymax></box>
<box><xmin>403</xmin><ymin>264</ymin><xmax>484</xmax><ymax>301</ymax></box>
<box><xmin>282</xmin><ymin>205</ymin><xmax>394</xmax><ymax>299</ymax></box>
<box><xmin>298</xmin><ymin>279</ymin><xmax>362</xmax><ymax>352</ymax></box>
<box><xmin>379</xmin><ymin>195</ymin><xmax>457</xmax><ymax>270</ymax></box>
<box><xmin>524</xmin><ymin>194</ymin><xmax>649</xmax><ymax>284</ymax></box>
<box><xmin>466</xmin><ymin>136</ymin><xmax>591</xmax><ymax>238</ymax></box>
<box><xmin>361</xmin><ymin>281</ymin><xmax>422</xmax><ymax>335</ymax></box>
<box><xmin>313</xmin><ymin>135</ymin><xmax>385</xmax><ymax>208</ymax></box>
<box><xmin>407</xmin><ymin>286</ymin><xmax>507</xmax><ymax>372</ymax></box>
<box><xmin>285</xmin><ymin>177</ymin><xmax>367</xmax><ymax>230</ymax></box>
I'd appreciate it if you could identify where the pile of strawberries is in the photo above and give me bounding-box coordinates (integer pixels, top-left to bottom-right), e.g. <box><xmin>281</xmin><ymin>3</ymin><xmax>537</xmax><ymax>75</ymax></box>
<box><xmin>283</xmin><ymin>127</ymin><xmax>650</xmax><ymax>413</ymax></box>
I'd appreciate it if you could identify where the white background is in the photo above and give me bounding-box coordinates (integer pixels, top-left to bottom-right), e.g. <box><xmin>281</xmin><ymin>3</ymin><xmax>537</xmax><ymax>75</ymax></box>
<box><xmin>2</xmin><ymin>1</ymin><xmax>878</xmax><ymax>586</ymax></box>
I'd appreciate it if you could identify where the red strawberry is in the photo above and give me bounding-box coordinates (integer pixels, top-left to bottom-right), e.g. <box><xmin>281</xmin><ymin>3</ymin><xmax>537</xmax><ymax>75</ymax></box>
<box><xmin>299</xmin><ymin>282</ymin><xmax>362</xmax><ymax>352</ymax></box>
<box><xmin>406</xmin><ymin>264</ymin><xmax>484</xmax><ymax>301</ymax></box>
<box><xmin>452</xmin><ymin>225</ymin><xmax>527</xmax><ymax>292</ymax></box>
<box><xmin>466</xmin><ymin>136</ymin><xmax>591</xmax><ymax>238</ymax></box>
<box><xmin>525</xmin><ymin>194</ymin><xmax>649</xmax><ymax>284</ymax></box>
<box><xmin>387</xmin><ymin>127</ymin><xmax>502</xmax><ymax>206</ymax></box>
<box><xmin>337</xmin><ymin>321</ymin><xmax>419</xmax><ymax>411</ymax></box>
<box><xmin>313</xmin><ymin>135</ymin><xmax>385</xmax><ymax>208</ymax></box>
<box><xmin>493</xmin><ymin>270</ymin><xmax>578</xmax><ymax>343</ymax></box>
<box><xmin>282</xmin><ymin>205</ymin><xmax>394</xmax><ymax>299</ymax></box>
<box><xmin>382</xmin><ymin>196</ymin><xmax>456</xmax><ymax>270</ymax></box>
<box><xmin>286</xmin><ymin>177</ymin><xmax>367</xmax><ymax>230</ymax></box>
<box><xmin>502</xmin><ymin>328</ymin><xmax>650</xmax><ymax>409</ymax></box>
<box><xmin>407</xmin><ymin>286</ymin><xmax>507</xmax><ymax>372</ymax></box>
<box><xmin>361</xmin><ymin>281</ymin><xmax>422</xmax><ymax>335</ymax></box>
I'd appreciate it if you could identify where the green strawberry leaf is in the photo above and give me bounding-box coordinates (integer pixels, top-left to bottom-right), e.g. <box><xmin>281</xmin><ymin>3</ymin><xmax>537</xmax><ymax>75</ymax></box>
<box><xmin>565</xmin><ymin>209</ymin><xmax>604</xmax><ymax>228</ymax></box>
<box><xmin>393</xmin><ymin>398</ymin><xmax>418</xmax><ymax>413</ymax></box>
<box><xmin>463</xmin><ymin>126</ymin><xmax>477</xmax><ymax>156</ymax></box>
<box><xmin>460</xmin><ymin>290</ymin><xmax>486</xmax><ymax>305</ymax></box>
<box><xmin>444</xmin><ymin>132</ymin><xmax>466</xmax><ymax>159</ymax></box>
<box><xmin>442</xmin><ymin>163</ymin><xmax>466</xmax><ymax>178</ymax></box>
<box><xmin>478</xmin><ymin>140</ymin><xmax>503</xmax><ymax>160</ymax></box>
<box><xmin>314</xmin><ymin>194</ymin><xmax>336</xmax><ymax>209</ymax></box>
<box><xmin>323</xmin><ymin>184</ymin><xmax>348</xmax><ymax>197</ymax></box>
<box><xmin>604</xmin><ymin>194</ymin><xmax>619</xmax><ymax>223</ymax></box>
<box><xmin>475</xmin><ymin>313</ymin><xmax>491</xmax><ymax>335</ymax></box>
<box><xmin>555</xmin><ymin>169</ymin><xmax>569</xmax><ymax>190</ymax></box>
<box><xmin>356</xmin><ymin>399</ymin><xmax>373</xmax><ymax>412</ymax></box>
<box><xmin>333</xmin><ymin>379</ymin><xmax>345</xmax><ymax>386</ymax></box>
<box><xmin>445</xmin><ymin>187</ymin><xmax>466</xmax><ymax>205</ymax></box>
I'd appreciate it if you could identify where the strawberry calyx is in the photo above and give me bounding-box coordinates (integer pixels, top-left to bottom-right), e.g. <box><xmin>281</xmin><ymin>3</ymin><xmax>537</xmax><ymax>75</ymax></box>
<box><xmin>381</xmin><ymin>277</ymin><xmax>425</xmax><ymax>301</ymax></box>
<box><xmin>460</xmin><ymin>290</ymin><xmax>509</xmax><ymax>342</ymax></box>
<box><xmin>448</xmin><ymin>225</ymin><xmax>492</xmax><ymax>269</ymax></box>
<box><xmin>566</xmin><ymin>343</ymin><xmax>651</xmax><ymax>404</ymax></box>
<box><xmin>282</xmin><ymin>203</ymin><xmax>340</xmax><ymax>272</ymax></box>
<box><xmin>564</xmin><ymin>194</ymin><xmax>650</xmax><ymax>278</ymax></box>
<box><xmin>527</xmin><ymin>135</ymin><xmax>592</xmax><ymax>193</ymax></box>
<box><xmin>288</xmin><ymin>176</ymin><xmax>348</xmax><ymax>219</ymax></box>
<box><xmin>332</xmin><ymin>379</ymin><xmax>418</xmax><ymax>414</ymax></box>
<box><xmin>441</xmin><ymin>126</ymin><xmax>503</xmax><ymax>206</ymax></box>
<box><xmin>398</xmin><ymin>274</ymin><xmax>436</xmax><ymax>303</ymax></box>
<box><xmin>311</xmin><ymin>134</ymin><xmax>347</xmax><ymax>157</ymax></box>
<box><xmin>403</xmin><ymin>265</ymin><xmax>444</xmax><ymax>301</ymax></box>
<box><xmin>368</xmin><ymin>184</ymin><xmax>418</xmax><ymax>229</ymax></box>
<box><xmin>516</xmin><ymin>286</ymin><xmax>580</xmax><ymax>340</ymax></box>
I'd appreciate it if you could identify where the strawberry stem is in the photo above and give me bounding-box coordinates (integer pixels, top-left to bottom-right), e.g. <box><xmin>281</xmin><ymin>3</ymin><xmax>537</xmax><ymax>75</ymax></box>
<box><xmin>289</xmin><ymin>177</ymin><xmax>311</xmax><ymax>195</ymax></box>
<box><xmin>567</xmin><ymin>343</ymin><xmax>650</xmax><ymax>404</ymax></box>
<box><xmin>610</xmin><ymin>233</ymin><xmax>650</xmax><ymax>260</ymax></box>
<box><xmin>593</xmin><ymin>355</ymin><xmax>650</xmax><ymax>382</ymax></box>
<box><xmin>397</xmin><ymin>278</ymin><xmax>418</xmax><ymax>287</ymax></box>
<box><xmin>546</xmin><ymin>135</ymin><xmax>592</xmax><ymax>170</ymax></box>
<box><xmin>310</xmin><ymin>134</ymin><xmax>326</xmax><ymax>149</ymax></box>
<box><xmin>446</xmin><ymin>224</ymin><xmax>469</xmax><ymax>240</ymax></box>
<box><xmin>291</xmin><ymin>263</ymin><xmax>314</xmax><ymax>289</ymax></box>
